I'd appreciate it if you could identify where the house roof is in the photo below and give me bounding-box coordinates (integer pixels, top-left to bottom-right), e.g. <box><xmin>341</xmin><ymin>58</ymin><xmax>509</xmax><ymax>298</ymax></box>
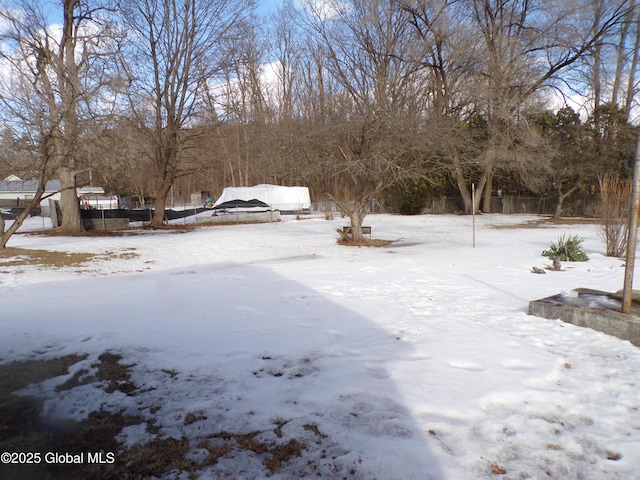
<box><xmin>0</xmin><ymin>180</ymin><xmax>61</xmax><ymax>193</ymax></box>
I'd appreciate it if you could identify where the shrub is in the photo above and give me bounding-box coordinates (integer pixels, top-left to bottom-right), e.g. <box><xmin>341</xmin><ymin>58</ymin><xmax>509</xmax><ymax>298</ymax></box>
<box><xmin>384</xmin><ymin>181</ymin><xmax>432</xmax><ymax>215</ymax></box>
<box><xmin>542</xmin><ymin>234</ymin><xmax>589</xmax><ymax>262</ymax></box>
<box><xmin>597</xmin><ymin>174</ymin><xmax>631</xmax><ymax>257</ymax></box>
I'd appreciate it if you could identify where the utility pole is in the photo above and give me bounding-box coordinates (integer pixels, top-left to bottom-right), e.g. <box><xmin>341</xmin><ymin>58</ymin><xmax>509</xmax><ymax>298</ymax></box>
<box><xmin>622</xmin><ymin>134</ymin><xmax>640</xmax><ymax>314</ymax></box>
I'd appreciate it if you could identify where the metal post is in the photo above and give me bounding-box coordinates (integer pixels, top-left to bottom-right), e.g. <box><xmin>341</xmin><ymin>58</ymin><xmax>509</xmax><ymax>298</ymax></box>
<box><xmin>472</xmin><ymin>183</ymin><xmax>476</xmax><ymax>248</ymax></box>
<box><xmin>622</xmin><ymin>134</ymin><xmax>640</xmax><ymax>314</ymax></box>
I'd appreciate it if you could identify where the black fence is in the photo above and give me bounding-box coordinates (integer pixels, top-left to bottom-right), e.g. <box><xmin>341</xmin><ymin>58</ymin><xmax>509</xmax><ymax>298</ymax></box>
<box><xmin>80</xmin><ymin>207</ymin><xmax>211</xmax><ymax>223</ymax></box>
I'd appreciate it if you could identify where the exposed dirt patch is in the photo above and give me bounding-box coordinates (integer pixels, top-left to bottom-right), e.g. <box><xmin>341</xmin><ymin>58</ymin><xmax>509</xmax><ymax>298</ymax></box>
<box><xmin>0</xmin><ymin>353</ymin><xmax>154</xmax><ymax>480</ymax></box>
<box><xmin>0</xmin><ymin>355</ymin><xmax>88</xmax><ymax>398</ymax></box>
<box><xmin>0</xmin><ymin>248</ymin><xmax>96</xmax><ymax>268</ymax></box>
<box><xmin>337</xmin><ymin>238</ymin><xmax>394</xmax><ymax>247</ymax></box>
<box><xmin>0</xmin><ymin>354</ymin><xmax>326</xmax><ymax>479</ymax></box>
<box><xmin>0</xmin><ymin>354</ymin><xmax>89</xmax><ymax>462</ymax></box>
<box><xmin>0</xmin><ymin>354</ymin><xmax>100</xmax><ymax>480</ymax></box>
<box><xmin>540</xmin><ymin>217</ymin><xmax>600</xmax><ymax>225</ymax></box>
<box><xmin>202</xmin><ymin>428</ymin><xmax>307</xmax><ymax>474</ymax></box>
<box><xmin>111</xmin><ymin>436</ymin><xmax>197</xmax><ymax>479</ymax></box>
<box><xmin>55</xmin><ymin>352</ymin><xmax>136</xmax><ymax>395</ymax></box>
<box><xmin>0</xmin><ymin>247</ymin><xmax>138</xmax><ymax>269</ymax></box>
<box><xmin>25</xmin><ymin>222</ymin><xmax>223</xmax><ymax>238</ymax></box>
<box><xmin>490</xmin><ymin>216</ymin><xmax>601</xmax><ymax>229</ymax></box>
<box><xmin>335</xmin><ymin>226</ymin><xmax>394</xmax><ymax>247</ymax></box>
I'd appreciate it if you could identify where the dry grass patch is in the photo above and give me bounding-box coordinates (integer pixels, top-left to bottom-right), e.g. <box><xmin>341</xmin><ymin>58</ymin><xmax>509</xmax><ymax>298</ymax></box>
<box><xmin>0</xmin><ymin>248</ymin><xmax>96</xmax><ymax>268</ymax></box>
<box><xmin>542</xmin><ymin>217</ymin><xmax>600</xmax><ymax>225</ymax></box>
<box><xmin>0</xmin><ymin>353</ymin><xmax>320</xmax><ymax>479</ymax></box>
<box><xmin>0</xmin><ymin>247</ymin><xmax>138</xmax><ymax>269</ymax></box>
<box><xmin>337</xmin><ymin>237</ymin><xmax>394</xmax><ymax>247</ymax></box>
<box><xmin>335</xmin><ymin>227</ymin><xmax>394</xmax><ymax>247</ymax></box>
<box><xmin>490</xmin><ymin>216</ymin><xmax>600</xmax><ymax>230</ymax></box>
<box><xmin>203</xmin><ymin>428</ymin><xmax>307</xmax><ymax>474</ymax></box>
<box><xmin>264</xmin><ymin>439</ymin><xmax>306</xmax><ymax>473</ymax></box>
<box><xmin>0</xmin><ymin>354</ymin><xmax>115</xmax><ymax>480</ymax></box>
<box><xmin>0</xmin><ymin>355</ymin><xmax>88</xmax><ymax>397</ymax></box>
<box><xmin>55</xmin><ymin>351</ymin><xmax>137</xmax><ymax>395</ymax></box>
<box><xmin>116</xmin><ymin>436</ymin><xmax>197</xmax><ymax>479</ymax></box>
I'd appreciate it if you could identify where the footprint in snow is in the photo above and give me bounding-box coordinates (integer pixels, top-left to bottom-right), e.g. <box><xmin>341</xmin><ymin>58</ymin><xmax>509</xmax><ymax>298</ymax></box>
<box><xmin>328</xmin><ymin>393</ymin><xmax>414</xmax><ymax>438</ymax></box>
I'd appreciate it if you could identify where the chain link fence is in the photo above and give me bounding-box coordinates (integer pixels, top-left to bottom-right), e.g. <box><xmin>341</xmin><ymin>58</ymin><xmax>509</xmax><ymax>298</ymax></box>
<box><xmin>426</xmin><ymin>195</ymin><xmax>602</xmax><ymax>217</ymax></box>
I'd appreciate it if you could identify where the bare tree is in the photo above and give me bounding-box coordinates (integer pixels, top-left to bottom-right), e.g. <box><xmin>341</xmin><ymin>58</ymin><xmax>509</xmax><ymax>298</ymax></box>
<box><xmin>586</xmin><ymin>0</ymin><xmax>640</xmax><ymax>121</ymax></box>
<box><xmin>0</xmin><ymin>0</ymin><xmax>122</xmax><ymax>243</ymax></box>
<box><xmin>296</xmin><ymin>0</ymin><xmax>430</xmax><ymax>241</ymax></box>
<box><xmin>403</xmin><ymin>0</ymin><xmax>632</xmax><ymax>214</ymax></box>
<box><xmin>269</xmin><ymin>4</ymin><xmax>301</xmax><ymax>125</ymax></box>
<box><xmin>611</xmin><ymin>0</ymin><xmax>633</xmax><ymax>108</ymax></box>
<box><xmin>623</xmin><ymin>4</ymin><xmax>640</xmax><ymax>118</ymax></box>
<box><xmin>119</xmin><ymin>0</ymin><xmax>252</xmax><ymax>229</ymax></box>
<box><xmin>399</xmin><ymin>0</ymin><xmax>482</xmax><ymax>213</ymax></box>
<box><xmin>86</xmin><ymin>121</ymin><xmax>156</xmax><ymax>205</ymax></box>
<box><xmin>0</xmin><ymin>128</ymin><xmax>53</xmax><ymax>248</ymax></box>
<box><xmin>212</xmin><ymin>15</ymin><xmax>273</xmax><ymax>187</ymax></box>
<box><xmin>533</xmin><ymin>107</ymin><xmax>590</xmax><ymax>217</ymax></box>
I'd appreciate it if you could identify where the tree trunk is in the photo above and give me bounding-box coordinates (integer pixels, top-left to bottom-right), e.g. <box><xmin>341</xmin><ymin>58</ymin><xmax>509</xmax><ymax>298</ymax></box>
<box><xmin>482</xmin><ymin>170</ymin><xmax>493</xmax><ymax>213</ymax></box>
<box><xmin>148</xmin><ymin>124</ymin><xmax>179</xmax><ymax>229</ymax></box>
<box><xmin>149</xmin><ymin>182</ymin><xmax>172</xmax><ymax>228</ymax></box>
<box><xmin>592</xmin><ymin>41</ymin><xmax>602</xmax><ymax>135</ymax></box>
<box><xmin>0</xmin><ymin>192</ymin><xmax>46</xmax><ymax>248</ymax></box>
<box><xmin>625</xmin><ymin>4</ymin><xmax>640</xmax><ymax>118</ymax></box>
<box><xmin>611</xmin><ymin>2</ymin><xmax>631</xmax><ymax>107</ymax></box>
<box><xmin>554</xmin><ymin>185</ymin><xmax>578</xmax><ymax>218</ymax></box>
<box><xmin>58</xmin><ymin>167</ymin><xmax>84</xmax><ymax>233</ymax></box>
<box><xmin>330</xmin><ymin>195</ymin><xmax>368</xmax><ymax>242</ymax></box>
<box><xmin>453</xmin><ymin>157</ymin><xmax>473</xmax><ymax>214</ymax></box>
<box><xmin>473</xmin><ymin>168</ymin><xmax>489</xmax><ymax>214</ymax></box>
<box><xmin>554</xmin><ymin>195</ymin><xmax>565</xmax><ymax>218</ymax></box>
<box><xmin>349</xmin><ymin>201</ymin><xmax>366</xmax><ymax>242</ymax></box>
<box><xmin>453</xmin><ymin>156</ymin><xmax>490</xmax><ymax>214</ymax></box>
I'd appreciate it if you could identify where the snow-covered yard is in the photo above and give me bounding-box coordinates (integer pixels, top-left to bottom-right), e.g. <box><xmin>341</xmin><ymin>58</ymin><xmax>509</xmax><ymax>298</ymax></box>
<box><xmin>1</xmin><ymin>213</ymin><xmax>639</xmax><ymax>479</ymax></box>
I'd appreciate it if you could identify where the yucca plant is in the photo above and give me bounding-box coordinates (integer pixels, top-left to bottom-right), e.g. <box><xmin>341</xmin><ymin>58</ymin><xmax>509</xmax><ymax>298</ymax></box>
<box><xmin>542</xmin><ymin>234</ymin><xmax>589</xmax><ymax>262</ymax></box>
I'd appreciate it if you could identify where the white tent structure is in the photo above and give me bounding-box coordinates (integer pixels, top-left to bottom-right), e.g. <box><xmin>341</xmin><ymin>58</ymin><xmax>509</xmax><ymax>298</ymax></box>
<box><xmin>213</xmin><ymin>185</ymin><xmax>311</xmax><ymax>213</ymax></box>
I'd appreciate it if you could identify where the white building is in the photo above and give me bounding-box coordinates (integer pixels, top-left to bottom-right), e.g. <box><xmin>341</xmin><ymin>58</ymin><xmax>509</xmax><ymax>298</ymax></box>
<box><xmin>0</xmin><ymin>175</ymin><xmax>109</xmax><ymax>215</ymax></box>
